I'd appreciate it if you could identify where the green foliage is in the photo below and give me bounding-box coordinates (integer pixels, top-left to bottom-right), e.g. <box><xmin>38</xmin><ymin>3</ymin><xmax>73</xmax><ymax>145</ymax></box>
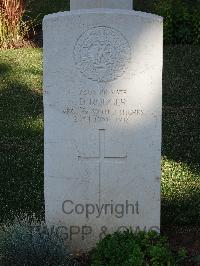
<box><xmin>0</xmin><ymin>218</ymin><xmax>78</xmax><ymax>266</ymax></box>
<box><xmin>26</xmin><ymin>0</ymin><xmax>200</xmax><ymax>45</ymax></box>
<box><xmin>90</xmin><ymin>230</ymin><xmax>187</xmax><ymax>266</ymax></box>
<box><xmin>153</xmin><ymin>0</ymin><xmax>196</xmax><ymax>44</ymax></box>
<box><xmin>25</xmin><ymin>0</ymin><xmax>69</xmax><ymax>24</ymax></box>
<box><xmin>134</xmin><ymin>0</ymin><xmax>200</xmax><ymax>45</ymax></box>
<box><xmin>11</xmin><ymin>0</ymin><xmax>199</xmax><ymax>46</ymax></box>
<box><xmin>191</xmin><ymin>8</ymin><xmax>200</xmax><ymax>44</ymax></box>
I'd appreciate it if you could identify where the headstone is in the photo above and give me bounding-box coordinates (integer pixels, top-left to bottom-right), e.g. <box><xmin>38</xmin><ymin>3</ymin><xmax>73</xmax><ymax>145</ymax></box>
<box><xmin>43</xmin><ymin>0</ymin><xmax>163</xmax><ymax>252</ymax></box>
<box><xmin>70</xmin><ymin>0</ymin><xmax>133</xmax><ymax>10</ymax></box>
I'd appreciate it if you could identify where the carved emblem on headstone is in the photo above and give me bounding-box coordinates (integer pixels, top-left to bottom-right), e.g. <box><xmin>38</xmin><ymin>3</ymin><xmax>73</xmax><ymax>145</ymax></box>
<box><xmin>74</xmin><ymin>26</ymin><xmax>131</xmax><ymax>82</ymax></box>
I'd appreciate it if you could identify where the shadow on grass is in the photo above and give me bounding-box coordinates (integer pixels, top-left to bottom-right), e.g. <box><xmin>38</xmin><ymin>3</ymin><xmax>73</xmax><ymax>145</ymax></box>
<box><xmin>161</xmin><ymin>45</ymin><xmax>200</xmax><ymax>226</ymax></box>
<box><xmin>0</xmin><ymin>61</ymin><xmax>44</xmax><ymax>224</ymax></box>
<box><xmin>163</xmin><ymin>45</ymin><xmax>200</xmax><ymax>166</ymax></box>
<box><xmin>0</xmin><ymin>62</ymin><xmax>12</xmax><ymax>75</ymax></box>
<box><xmin>161</xmin><ymin>179</ymin><xmax>200</xmax><ymax>226</ymax></box>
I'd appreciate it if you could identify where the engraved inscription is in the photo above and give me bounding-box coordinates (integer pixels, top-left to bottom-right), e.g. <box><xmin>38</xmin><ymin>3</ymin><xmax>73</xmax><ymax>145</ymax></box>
<box><xmin>74</xmin><ymin>26</ymin><xmax>131</xmax><ymax>82</ymax></box>
<box><xmin>63</xmin><ymin>86</ymin><xmax>144</xmax><ymax>125</ymax></box>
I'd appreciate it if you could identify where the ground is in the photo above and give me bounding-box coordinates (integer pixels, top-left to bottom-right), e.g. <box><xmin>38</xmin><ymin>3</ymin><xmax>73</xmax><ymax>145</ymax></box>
<box><xmin>0</xmin><ymin>46</ymin><xmax>200</xmax><ymax>262</ymax></box>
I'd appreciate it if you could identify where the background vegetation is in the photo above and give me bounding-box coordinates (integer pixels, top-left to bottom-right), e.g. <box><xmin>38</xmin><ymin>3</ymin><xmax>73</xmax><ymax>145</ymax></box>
<box><xmin>1</xmin><ymin>0</ymin><xmax>199</xmax><ymax>48</ymax></box>
<box><xmin>135</xmin><ymin>0</ymin><xmax>200</xmax><ymax>45</ymax></box>
<box><xmin>0</xmin><ymin>0</ymin><xmax>38</xmax><ymax>49</ymax></box>
<box><xmin>24</xmin><ymin>0</ymin><xmax>200</xmax><ymax>45</ymax></box>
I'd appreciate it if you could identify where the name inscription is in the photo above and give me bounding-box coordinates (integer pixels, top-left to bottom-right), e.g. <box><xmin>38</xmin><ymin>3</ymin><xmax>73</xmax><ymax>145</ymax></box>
<box><xmin>63</xmin><ymin>87</ymin><xmax>144</xmax><ymax>125</ymax></box>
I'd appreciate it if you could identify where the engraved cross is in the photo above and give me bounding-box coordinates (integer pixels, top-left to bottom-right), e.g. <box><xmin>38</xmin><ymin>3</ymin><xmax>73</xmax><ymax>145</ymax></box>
<box><xmin>78</xmin><ymin>129</ymin><xmax>127</xmax><ymax>205</ymax></box>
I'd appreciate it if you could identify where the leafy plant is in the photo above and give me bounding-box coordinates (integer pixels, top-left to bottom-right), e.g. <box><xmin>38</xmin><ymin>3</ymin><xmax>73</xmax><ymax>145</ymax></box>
<box><xmin>25</xmin><ymin>0</ymin><xmax>69</xmax><ymax>25</ymax></box>
<box><xmin>0</xmin><ymin>0</ymin><xmax>34</xmax><ymax>49</ymax></box>
<box><xmin>154</xmin><ymin>0</ymin><xmax>190</xmax><ymax>44</ymax></box>
<box><xmin>191</xmin><ymin>8</ymin><xmax>200</xmax><ymax>44</ymax></box>
<box><xmin>135</xmin><ymin>0</ymin><xmax>200</xmax><ymax>45</ymax></box>
<box><xmin>0</xmin><ymin>218</ymin><xmax>78</xmax><ymax>266</ymax></box>
<box><xmin>90</xmin><ymin>230</ymin><xmax>187</xmax><ymax>266</ymax></box>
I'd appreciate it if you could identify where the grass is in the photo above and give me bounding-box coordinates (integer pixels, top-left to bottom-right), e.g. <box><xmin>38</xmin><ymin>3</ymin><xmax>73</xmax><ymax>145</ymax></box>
<box><xmin>0</xmin><ymin>48</ymin><xmax>43</xmax><ymax>222</ymax></box>
<box><xmin>0</xmin><ymin>46</ymin><xmax>200</xmax><ymax>226</ymax></box>
<box><xmin>162</xmin><ymin>45</ymin><xmax>200</xmax><ymax>225</ymax></box>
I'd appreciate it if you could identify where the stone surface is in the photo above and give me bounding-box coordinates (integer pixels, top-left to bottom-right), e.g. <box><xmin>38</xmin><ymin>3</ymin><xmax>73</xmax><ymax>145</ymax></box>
<box><xmin>71</xmin><ymin>0</ymin><xmax>133</xmax><ymax>10</ymax></box>
<box><xmin>43</xmin><ymin>4</ymin><xmax>163</xmax><ymax>252</ymax></box>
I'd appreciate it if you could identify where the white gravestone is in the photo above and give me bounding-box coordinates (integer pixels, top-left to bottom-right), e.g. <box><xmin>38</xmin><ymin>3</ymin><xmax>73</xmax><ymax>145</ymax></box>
<box><xmin>43</xmin><ymin>0</ymin><xmax>163</xmax><ymax>251</ymax></box>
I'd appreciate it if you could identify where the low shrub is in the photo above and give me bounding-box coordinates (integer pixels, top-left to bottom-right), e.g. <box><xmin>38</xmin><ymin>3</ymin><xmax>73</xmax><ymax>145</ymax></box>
<box><xmin>0</xmin><ymin>218</ymin><xmax>78</xmax><ymax>266</ymax></box>
<box><xmin>90</xmin><ymin>230</ymin><xmax>187</xmax><ymax>266</ymax></box>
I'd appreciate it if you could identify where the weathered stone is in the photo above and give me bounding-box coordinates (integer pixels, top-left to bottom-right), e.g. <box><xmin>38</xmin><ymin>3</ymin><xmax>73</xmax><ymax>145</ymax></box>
<box><xmin>71</xmin><ymin>0</ymin><xmax>133</xmax><ymax>10</ymax></box>
<box><xmin>43</xmin><ymin>0</ymin><xmax>163</xmax><ymax>252</ymax></box>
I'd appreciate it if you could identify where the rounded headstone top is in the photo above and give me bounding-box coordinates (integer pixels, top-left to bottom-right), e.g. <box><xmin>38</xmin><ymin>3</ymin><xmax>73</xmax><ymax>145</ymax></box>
<box><xmin>70</xmin><ymin>0</ymin><xmax>133</xmax><ymax>10</ymax></box>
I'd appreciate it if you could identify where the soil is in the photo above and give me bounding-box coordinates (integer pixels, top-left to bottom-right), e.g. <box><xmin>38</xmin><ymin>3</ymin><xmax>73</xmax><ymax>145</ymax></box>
<box><xmin>162</xmin><ymin>226</ymin><xmax>200</xmax><ymax>265</ymax></box>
